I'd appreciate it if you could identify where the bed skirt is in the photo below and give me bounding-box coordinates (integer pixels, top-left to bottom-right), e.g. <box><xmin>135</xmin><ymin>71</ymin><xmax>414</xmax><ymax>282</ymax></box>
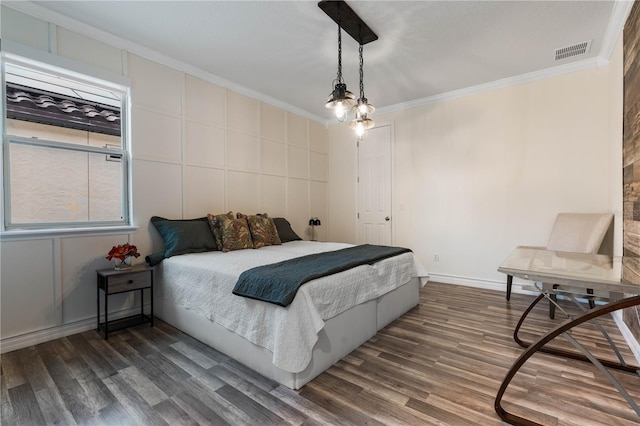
<box><xmin>154</xmin><ymin>276</ymin><xmax>421</xmax><ymax>389</ymax></box>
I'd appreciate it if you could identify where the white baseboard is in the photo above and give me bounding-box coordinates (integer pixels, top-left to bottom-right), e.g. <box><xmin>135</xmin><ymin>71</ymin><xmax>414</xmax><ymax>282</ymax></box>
<box><xmin>426</xmin><ymin>273</ymin><xmax>538</xmax><ymax>296</ymax></box>
<box><xmin>0</xmin><ymin>306</ymin><xmax>147</xmax><ymax>354</ymax></box>
<box><xmin>1</xmin><ymin>318</ymin><xmax>96</xmax><ymax>354</ymax></box>
<box><xmin>612</xmin><ymin>310</ymin><xmax>640</xmax><ymax>365</ymax></box>
<box><xmin>4</xmin><ymin>276</ymin><xmax>639</xmax><ymax>366</ymax></box>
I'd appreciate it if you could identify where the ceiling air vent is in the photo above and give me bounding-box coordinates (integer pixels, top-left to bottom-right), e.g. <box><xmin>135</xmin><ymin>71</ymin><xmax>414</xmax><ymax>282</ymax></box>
<box><xmin>555</xmin><ymin>40</ymin><xmax>591</xmax><ymax>61</ymax></box>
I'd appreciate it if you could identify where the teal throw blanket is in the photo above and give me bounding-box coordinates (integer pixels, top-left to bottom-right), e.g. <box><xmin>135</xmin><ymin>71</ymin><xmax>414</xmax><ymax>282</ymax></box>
<box><xmin>232</xmin><ymin>244</ymin><xmax>411</xmax><ymax>307</ymax></box>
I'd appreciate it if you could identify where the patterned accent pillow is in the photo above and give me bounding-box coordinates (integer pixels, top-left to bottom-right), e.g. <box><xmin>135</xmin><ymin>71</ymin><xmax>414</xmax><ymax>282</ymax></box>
<box><xmin>238</xmin><ymin>213</ymin><xmax>282</xmax><ymax>249</ymax></box>
<box><xmin>207</xmin><ymin>211</ymin><xmax>234</xmax><ymax>250</ymax></box>
<box><xmin>220</xmin><ymin>217</ymin><xmax>254</xmax><ymax>252</ymax></box>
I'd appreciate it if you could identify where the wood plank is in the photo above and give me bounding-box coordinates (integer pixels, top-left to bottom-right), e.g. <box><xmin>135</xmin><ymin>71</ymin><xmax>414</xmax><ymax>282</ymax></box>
<box><xmin>36</xmin><ymin>341</ymin><xmax>97</xmax><ymax>424</ymax></box>
<box><xmin>1</xmin><ymin>366</ymin><xmax>17</xmax><ymax>425</ymax></box>
<box><xmin>109</xmin><ymin>336</ymin><xmax>189</xmax><ymax>398</ymax></box>
<box><xmin>33</xmin><ymin>387</ymin><xmax>78</xmax><ymax>426</ymax></box>
<box><xmin>322</xmin><ymin>360</ymin><xmax>412</xmax><ymax>406</ymax></box>
<box><xmin>116</xmin><ymin>366</ymin><xmax>169</xmax><ymax>406</ymax></box>
<box><xmin>85</xmin><ymin>332</ymin><xmax>130</xmax><ymax>371</ymax></box>
<box><xmin>298</xmin><ymin>382</ymin><xmax>386</xmax><ymax>426</ymax></box>
<box><xmin>153</xmin><ymin>398</ymin><xmax>199</xmax><ymax>426</ymax></box>
<box><xmin>75</xmin><ymin>376</ymin><xmax>115</xmax><ymax>414</ymax></box>
<box><xmin>624</xmin><ymin>0</ymin><xmax>640</xmax><ymax>348</ymax></box>
<box><xmin>1</xmin><ymin>350</ymin><xmax>28</xmax><ymax>389</ymax></box>
<box><xmin>169</xmin><ymin>341</ymin><xmax>219</xmax><ymax>369</ymax></box>
<box><xmin>65</xmin><ymin>333</ymin><xmax>118</xmax><ymax>380</ymax></box>
<box><xmin>7</xmin><ymin>383</ymin><xmax>46</xmax><ymax>425</ymax></box>
<box><xmin>208</xmin><ymin>363</ymin><xmax>308</xmax><ymax>425</ymax></box>
<box><xmin>98</xmin><ymin>400</ymin><xmax>135</xmax><ymax>425</ymax></box>
<box><xmin>102</xmin><ymin>373</ymin><xmax>168</xmax><ymax>426</ymax></box>
<box><xmin>2</xmin><ymin>282</ymin><xmax>639</xmax><ymax>426</ymax></box>
<box><xmin>217</xmin><ymin>357</ymin><xmax>280</xmax><ymax>393</ymax></box>
<box><xmin>159</xmin><ymin>345</ymin><xmax>222</xmax><ymax>383</ymax></box>
<box><xmin>269</xmin><ymin>385</ymin><xmax>357</xmax><ymax>425</ymax></box>
<box><xmin>175</xmin><ymin>378</ymin><xmax>242</xmax><ymax>425</ymax></box>
<box><xmin>216</xmin><ymin>384</ymin><xmax>285</xmax><ymax>424</ymax></box>
<box><xmin>15</xmin><ymin>346</ymin><xmax>77</xmax><ymax>425</ymax></box>
<box><xmin>171</xmin><ymin>390</ymin><xmax>231</xmax><ymax>426</ymax></box>
<box><xmin>311</xmin><ymin>372</ymin><xmax>432</xmax><ymax>425</ymax></box>
<box><xmin>405</xmin><ymin>396</ymin><xmax>481</xmax><ymax>425</ymax></box>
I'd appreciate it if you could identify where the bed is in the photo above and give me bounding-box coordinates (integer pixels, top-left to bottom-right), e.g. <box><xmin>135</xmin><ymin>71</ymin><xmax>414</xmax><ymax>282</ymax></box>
<box><xmin>153</xmin><ymin>240</ymin><xmax>428</xmax><ymax>389</ymax></box>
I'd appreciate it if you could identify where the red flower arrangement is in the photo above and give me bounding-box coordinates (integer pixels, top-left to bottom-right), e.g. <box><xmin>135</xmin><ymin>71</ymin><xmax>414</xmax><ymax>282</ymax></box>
<box><xmin>106</xmin><ymin>243</ymin><xmax>140</xmax><ymax>266</ymax></box>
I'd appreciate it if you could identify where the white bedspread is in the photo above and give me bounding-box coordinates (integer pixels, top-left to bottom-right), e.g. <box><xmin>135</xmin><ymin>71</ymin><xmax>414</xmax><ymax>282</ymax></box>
<box><xmin>157</xmin><ymin>241</ymin><xmax>428</xmax><ymax>373</ymax></box>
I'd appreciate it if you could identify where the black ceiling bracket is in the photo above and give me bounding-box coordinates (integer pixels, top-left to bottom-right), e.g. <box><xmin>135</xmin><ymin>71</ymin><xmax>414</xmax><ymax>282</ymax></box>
<box><xmin>318</xmin><ymin>0</ymin><xmax>378</xmax><ymax>45</ymax></box>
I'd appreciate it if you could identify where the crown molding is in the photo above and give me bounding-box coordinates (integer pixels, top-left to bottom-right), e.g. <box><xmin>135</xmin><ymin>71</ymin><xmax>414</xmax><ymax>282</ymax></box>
<box><xmin>6</xmin><ymin>0</ymin><xmax>631</xmax><ymax>128</ymax></box>
<box><xmin>3</xmin><ymin>1</ymin><xmax>327</xmax><ymax>125</ymax></box>
<box><xmin>373</xmin><ymin>1</ymin><xmax>631</xmax><ymax>118</ymax></box>
<box><xmin>599</xmin><ymin>0</ymin><xmax>635</xmax><ymax>61</ymax></box>
<box><xmin>375</xmin><ymin>57</ymin><xmax>603</xmax><ymax>117</ymax></box>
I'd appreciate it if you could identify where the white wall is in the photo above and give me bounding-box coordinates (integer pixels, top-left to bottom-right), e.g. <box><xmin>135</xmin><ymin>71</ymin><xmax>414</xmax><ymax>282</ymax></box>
<box><xmin>329</xmin><ymin>36</ymin><xmax>624</xmax><ymax>291</ymax></box>
<box><xmin>0</xmin><ymin>6</ymin><xmax>328</xmax><ymax>352</ymax></box>
<box><xmin>0</xmin><ymin>4</ymin><xmax>625</xmax><ymax>352</ymax></box>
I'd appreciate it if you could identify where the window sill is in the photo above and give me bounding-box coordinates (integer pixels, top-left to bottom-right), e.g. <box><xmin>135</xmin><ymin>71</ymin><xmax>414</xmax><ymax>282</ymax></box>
<box><xmin>0</xmin><ymin>225</ymin><xmax>139</xmax><ymax>241</ymax></box>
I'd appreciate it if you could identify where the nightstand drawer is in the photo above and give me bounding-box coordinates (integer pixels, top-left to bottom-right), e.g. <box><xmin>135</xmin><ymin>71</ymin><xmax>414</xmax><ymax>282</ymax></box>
<box><xmin>107</xmin><ymin>271</ymin><xmax>151</xmax><ymax>294</ymax></box>
<box><xmin>97</xmin><ymin>265</ymin><xmax>154</xmax><ymax>339</ymax></box>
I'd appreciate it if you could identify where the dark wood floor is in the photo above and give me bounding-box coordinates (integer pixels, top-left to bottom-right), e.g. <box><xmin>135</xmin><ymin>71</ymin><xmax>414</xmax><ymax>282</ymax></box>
<box><xmin>2</xmin><ymin>282</ymin><xmax>639</xmax><ymax>425</ymax></box>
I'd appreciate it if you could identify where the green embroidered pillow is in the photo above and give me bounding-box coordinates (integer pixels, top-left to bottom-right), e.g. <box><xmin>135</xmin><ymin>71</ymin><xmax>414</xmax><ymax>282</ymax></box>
<box><xmin>220</xmin><ymin>217</ymin><xmax>254</xmax><ymax>252</ymax></box>
<box><xmin>207</xmin><ymin>211</ymin><xmax>234</xmax><ymax>250</ymax></box>
<box><xmin>238</xmin><ymin>213</ymin><xmax>282</xmax><ymax>249</ymax></box>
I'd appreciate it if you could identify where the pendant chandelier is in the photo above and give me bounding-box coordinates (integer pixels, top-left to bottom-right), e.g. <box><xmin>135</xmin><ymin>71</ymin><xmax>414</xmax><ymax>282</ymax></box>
<box><xmin>319</xmin><ymin>0</ymin><xmax>378</xmax><ymax>135</ymax></box>
<box><xmin>325</xmin><ymin>23</ymin><xmax>355</xmax><ymax>122</ymax></box>
<box><xmin>349</xmin><ymin>43</ymin><xmax>375</xmax><ymax>138</ymax></box>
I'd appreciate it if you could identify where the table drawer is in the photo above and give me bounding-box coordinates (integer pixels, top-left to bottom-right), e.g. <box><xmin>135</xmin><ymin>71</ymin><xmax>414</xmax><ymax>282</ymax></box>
<box><xmin>107</xmin><ymin>271</ymin><xmax>151</xmax><ymax>294</ymax></box>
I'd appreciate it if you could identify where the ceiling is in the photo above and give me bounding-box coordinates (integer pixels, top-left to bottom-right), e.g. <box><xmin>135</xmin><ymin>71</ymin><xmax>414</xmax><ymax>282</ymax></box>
<box><xmin>6</xmin><ymin>1</ymin><xmax>631</xmax><ymax>123</ymax></box>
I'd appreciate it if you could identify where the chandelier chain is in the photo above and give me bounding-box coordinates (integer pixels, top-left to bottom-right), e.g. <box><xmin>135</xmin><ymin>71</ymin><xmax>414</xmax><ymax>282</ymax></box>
<box><xmin>359</xmin><ymin>43</ymin><xmax>364</xmax><ymax>99</ymax></box>
<box><xmin>337</xmin><ymin>25</ymin><xmax>343</xmax><ymax>83</ymax></box>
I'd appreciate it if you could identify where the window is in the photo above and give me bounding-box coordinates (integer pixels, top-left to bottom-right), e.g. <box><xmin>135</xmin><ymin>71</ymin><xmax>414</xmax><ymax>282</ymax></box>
<box><xmin>2</xmin><ymin>54</ymin><xmax>130</xmax><ymax>232</ymax></box>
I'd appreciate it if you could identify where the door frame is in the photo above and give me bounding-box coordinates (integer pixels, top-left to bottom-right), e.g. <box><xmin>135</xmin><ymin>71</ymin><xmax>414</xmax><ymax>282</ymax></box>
<box><xmin>356</xmin><ymin>122</ymin><xmax>395</xmax><ymax>245</ymax></box>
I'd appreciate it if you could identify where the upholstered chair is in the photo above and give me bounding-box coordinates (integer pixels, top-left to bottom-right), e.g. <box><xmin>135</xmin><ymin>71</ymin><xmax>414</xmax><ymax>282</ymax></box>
<box><xmin>506</xmin><ymin>212</ymin><xmax>614</xmax><ymax>318</ymax></box>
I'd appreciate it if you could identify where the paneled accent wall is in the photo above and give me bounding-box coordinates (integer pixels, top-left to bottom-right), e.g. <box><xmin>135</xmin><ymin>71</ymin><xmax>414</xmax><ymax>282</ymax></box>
<box><xmin>0</xmin><ymin>6</ymin><xmax>328</xmax><ymax>352</ymax></box>
<box><xmin>127</xmin><ymin>54</ymin><xmax>329</xmax><ymax>254</ymax></box>
<box><xmin>622</xmin><ymin>1</ymin><xmax>640</xmax><ymax>342</ymax></box>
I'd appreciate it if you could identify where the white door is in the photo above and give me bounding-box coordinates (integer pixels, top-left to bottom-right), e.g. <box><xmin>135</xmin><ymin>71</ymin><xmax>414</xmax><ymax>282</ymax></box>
<box><xmin>357</xmin><ymin>125</ymin><xmax>392</xmax><ymax>245</ymax></box>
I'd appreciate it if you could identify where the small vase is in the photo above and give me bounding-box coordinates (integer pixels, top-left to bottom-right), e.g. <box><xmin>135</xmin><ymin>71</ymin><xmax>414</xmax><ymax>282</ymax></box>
<box><xmin>114</xmin><ymin>256</ymin><xmax>132</xmax><ymax>270</ymax></box>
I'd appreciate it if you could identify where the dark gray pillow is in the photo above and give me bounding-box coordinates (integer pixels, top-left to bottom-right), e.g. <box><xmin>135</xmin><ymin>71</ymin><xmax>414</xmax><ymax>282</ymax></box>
<box><xmin>145</xmin><ymin>251</ymin><xmax>165</xmax><ymax>266</ymax></box>
<box><xmin>150</xmin><ymin>216</ymin><xmax>218</xmax><ymax>258</ymax></box>
<box><xmin>273</xmin><ymin>217</ymin><xmax>302</xmax><ymax>243</ymax></box>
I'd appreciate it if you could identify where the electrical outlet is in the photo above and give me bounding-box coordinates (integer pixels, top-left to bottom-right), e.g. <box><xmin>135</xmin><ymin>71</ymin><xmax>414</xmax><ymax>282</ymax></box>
<box><xmin>433</xmin><ymin>253</ymin><xmax>439</xmax><ymax>262</ymax></box>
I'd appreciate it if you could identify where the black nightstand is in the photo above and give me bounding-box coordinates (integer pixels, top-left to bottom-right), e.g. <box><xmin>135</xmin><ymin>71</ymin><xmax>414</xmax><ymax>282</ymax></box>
<box><xmin>96</xmin><ymin>265</ymin><xmax>154</xmax><ymax>339</ymax></box>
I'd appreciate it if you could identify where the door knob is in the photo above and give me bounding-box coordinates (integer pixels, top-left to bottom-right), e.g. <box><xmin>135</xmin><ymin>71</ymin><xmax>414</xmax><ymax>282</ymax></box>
<box><xmin>385</xmin><ymin>216</ymin><xmax>390</xmax><ymax>221</ymax></box>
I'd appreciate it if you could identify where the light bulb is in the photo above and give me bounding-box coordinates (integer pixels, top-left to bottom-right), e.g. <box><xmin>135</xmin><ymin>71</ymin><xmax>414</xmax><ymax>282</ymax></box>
<box><xmin>355</xmin><ymin>121</ymin><xmax>365</xmax><ymax>137</ymax></box>
<box><xmin>358</xmin><ymin>103</ymin><xmax>368</xmax><ymax>114</ymax></box>
<box><xmin>335</xmin><ymin>102</ymin><xmax>346</xmax><ymax>119</ymax></box>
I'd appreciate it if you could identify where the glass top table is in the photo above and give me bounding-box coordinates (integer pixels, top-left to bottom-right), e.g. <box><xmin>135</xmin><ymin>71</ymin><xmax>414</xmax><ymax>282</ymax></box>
<box><xmin>497</xmin><ymin>247</ymin><xmax>639</xmax><ymax>295</ymax></box>
<box><xmin>495</xmin><ymin>247</ymin><xmax>640</xmax><ymax>425</ymax></box>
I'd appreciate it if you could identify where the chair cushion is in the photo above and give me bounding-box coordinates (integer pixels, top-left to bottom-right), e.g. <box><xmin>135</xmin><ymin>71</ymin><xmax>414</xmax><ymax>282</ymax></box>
<box><xmin>545</xmin><ymin>213</ymin><xmax>613</xmax><ymax>254</ymax></box>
